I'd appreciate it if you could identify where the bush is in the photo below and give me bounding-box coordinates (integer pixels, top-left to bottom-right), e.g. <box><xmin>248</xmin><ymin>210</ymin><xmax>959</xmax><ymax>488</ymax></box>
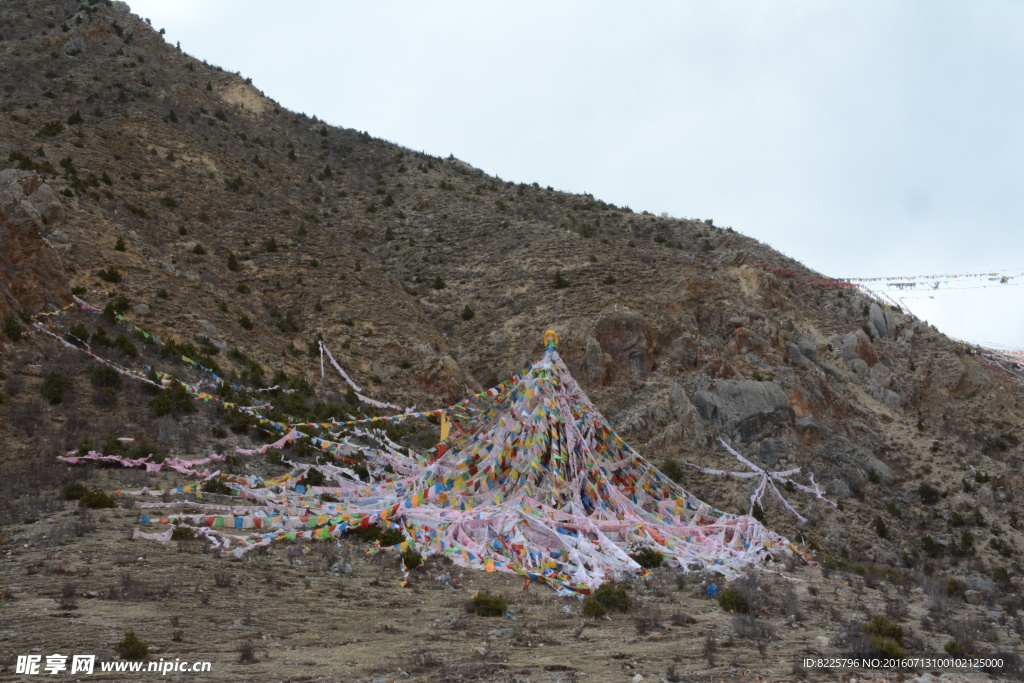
<box><xmin>2</xmin><ymin>316</ymin><xmax>23</xmax><ymax>341</ymax></box>
<box><xmin>470</xmin><ymin>592</ymin><xmax>507</xmax><ymax>617</ymax></box>
<box><xmin>79</xmin><ymin>490</ymin><xmax>117</xmax><ymax>508</ymax></box>
<box><xmin>401</xmin><ymin>547</ymin><xmax>424</xmax><ymax>570</ymax></box>
<box><xmin>717</xmin><ymin>588</ymin><xmax>749</xmax><ymax>613</ymax></box>
<box><xmin>91</xmin><ymin>365</ymin><xmax>122</xmax><ymax>389</ymax></box>
<box><xmin>37</xmin><ymin>120</ymin><xmax>65</xmax><ymax>137</ymax></box>
<box><xmin>593</xmin><ymin>582</ymin><xmax>631</xmax><ymax>612</ymax></box>
<box><xmin>112</xmin><ymin>334</ymin><xmax>138</xmax><ymax>357</ymax></box>
<box><xmin>238</xmin><ymin>314</ymin><xmax>254</xmax><ymax>330</ymax></box>
<box><xmin>873</xmin><ymin>517</ymin><xmax>888</xmax><ymax>539</ymax></box>
<box><xmin>301</xmin><ymin>468</ymin><xmax>326</xmax><ymax>487</ymax></box>
<box><xmin>115</xmin><ymin>630</ymin><xmax>148</xmax><ymax>660</ymax></box>
<box><xmin>202</xmin><ymin>478</ymin><xmax>232</xmax><ymax>495</ymax></box>
<box><xmin>582</xmin><ymin>596</ymin><xmax>608</xmax><ymax>618</ymax></box>
<box><xmin>431</xmin><ymin>276</ymin><xmax>445</xmax><ymax>290</ymax></box>
<box><xmin>357</xmin><ymin>523</ymin><xmax>405</xmax><ymax>546</ymax></box>
<box><xmin>461</xmin><ymin>305</ymin><xmax>474</xmax><ymax>321</ymax></box>
<box><xmin>62</xmin><ymin>481</ymin><xmax>89</xmax><ymax>501</ymax></box>
<box><xmin>171</xmin><ymin>526</ymin><xmax>196</xmax><ymax>541</ymax></box>
<box><xmin>553</xmin><ymin>272</ymin><xmax>570</xmax><ymax>289</ymax></box>
<box><xmin>192</xmin><ymin>243</ymin><xmax>206</xmax><ymax>255</ymax></box>
<box><xmin>149</xmin><ymin>383</ymin><xmax>196</xmax><ymax>417</ymax></box>
<box><xmin>114</xmin><ymin>237</ymin><xmax>125</xmax><ymax>251</ymax></box>
<box><xmin>41</xmin><ymin>371</ymin><xmax>73</xmax><ymax>404</ymax></box>
<box><xmin>629</xmin><ymin>545</ymin><xmax>664</xmax><ymax>569</ymax></box>
<box><xmin>861</xmin><ymin>614</ymin><xmax>904</xmax><ymax>657</ymax></box>
<box><xmin>98</xmin><ymin>266</ymin><xmax>122</xmax><ymax>283</ymax></box>
<box><xmin>918</xmin><ymin>483</ymin><xmax>941</xmax><ymax>504</ymax></box>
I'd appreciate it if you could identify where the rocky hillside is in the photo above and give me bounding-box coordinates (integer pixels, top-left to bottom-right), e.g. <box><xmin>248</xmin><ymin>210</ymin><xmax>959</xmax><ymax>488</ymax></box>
<box><xmin>2</xmin><ymin>0</ymin><xmax>1024</xmax><ymax>599</ymax></box>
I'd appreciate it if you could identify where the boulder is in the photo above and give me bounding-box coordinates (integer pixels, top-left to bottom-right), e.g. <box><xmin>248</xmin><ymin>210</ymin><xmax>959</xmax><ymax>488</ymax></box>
<box><xmin>62</xmin><ymin>36</ymin><xmax>86</xmax><ymax>57</ymax></box>
<box><xmin>757</xmin><ymin>437</ymin><xmax>789</xmax><ymax>466</ymax></box>
<box><xmin>579</xmin><ymin>335</ymin><xmax>610</xmax><ymax>385</ymax></box>
<box><xmin>668</xmin><ymin>333</ymin><xmax>701</xmax><ymax>370</ymax></box>
<box><xmin>693</xmin><ymin>380</ymin><xmax>794</xmax><ymax>441</ymax></box>
<box><xmin>822</xmin><ymin>363</ymin><xmax>845</xmax><ymax>381</ymax></box>
<box><xmin>797</xmin><ymin>338</ymin><xmax>818</xmax><ymax>363</ymax></box>
<box><xmin>869</xmin><ymin>303</ymin><xmax>896</xmax><ymax>339</ymax></box>
<box><xmin>197</xmin><ymin>319</ymin><xmax>220</xmax><ymax>340</ymax></box>
<box><xmin>593</xmin><ymin>308</ymin><xmax>654</xmax><ymax>380</ymax></box>
<box><xmin>794</xmin><ymin>415</ymin><xmax>827</xmax><ymax>442</ymax></box>
<box><xmin>841</xmin><ymin>329</ymin><xmax>878</xmax><ymax>366</ymax></box>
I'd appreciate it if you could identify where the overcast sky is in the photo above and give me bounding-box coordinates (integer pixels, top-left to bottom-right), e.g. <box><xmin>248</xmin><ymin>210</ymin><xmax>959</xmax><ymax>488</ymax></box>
<box><xmin>129</xmin><ymin>0</ymin><xmax>1024</xmax><ymax>349</ymax></box>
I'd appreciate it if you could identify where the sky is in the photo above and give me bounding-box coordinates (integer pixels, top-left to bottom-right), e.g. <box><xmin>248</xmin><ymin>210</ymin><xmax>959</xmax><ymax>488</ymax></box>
<box><xmin>129</xmin><ymin>0</ymin><xmax>1024</xmax><ymax>349</ymax></box>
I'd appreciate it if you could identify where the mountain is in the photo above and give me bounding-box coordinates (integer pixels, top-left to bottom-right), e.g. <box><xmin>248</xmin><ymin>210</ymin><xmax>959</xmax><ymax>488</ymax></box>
<box><xmin>2</xmin><ymin>0</ymin><xmax>1023</xmax><ymax>677</ymax></box>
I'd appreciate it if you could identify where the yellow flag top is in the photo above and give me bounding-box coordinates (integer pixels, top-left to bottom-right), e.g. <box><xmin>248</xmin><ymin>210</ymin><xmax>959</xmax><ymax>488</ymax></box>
<box><xmin>440</xmin><ymin>413</ymin><xmax>451</xmax><ymax>441</ymax></box>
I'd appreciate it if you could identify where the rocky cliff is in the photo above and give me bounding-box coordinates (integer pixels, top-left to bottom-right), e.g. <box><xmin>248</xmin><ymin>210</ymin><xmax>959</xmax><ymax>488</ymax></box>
<box><xmin>1</xmin><ymin>0</ymin><xmax>1023</xmax><ymax>592</ymax></box>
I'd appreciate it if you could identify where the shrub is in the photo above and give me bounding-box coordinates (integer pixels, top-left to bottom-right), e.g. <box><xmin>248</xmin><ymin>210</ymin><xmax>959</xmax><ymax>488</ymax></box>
<box><xmin>79</xmin><ymin>490</ymin><xmax>117</xmax><ymax>508</ymax></box>
<box><xmin>149</xmin><ymin>383</ymin><xmax>196</xmax><ymax>417</ymax></box>
<box><xmin>37</xmin><ymin>120</ymin><xmax>65</xmax><ymax>137</ymax></box>
<box><xmin>357</xmin><ymin>523</ymin><xmax>405</xmax><ymax>546</ymax></box>
<box><xmin>461</xmin><ymin>305</ymin><xmax>474</xmax><ymax>321</ymax></box>
<box><xmin>238</xmin><ymin>314</ymin><xmax>254</xmax><ymax>330</ymax></box>
<box><xmin>67</xmin><ymin>111</ymin><xmax>84</xmax><ymax>125</ymax></box>
<box><xmin>202</xmin><ymin>478</ymin><xmax>232</xmax><ymax>495</ymax></box>
<box><xmin>629</xmin><ymin>545</ymin><xmax>664</xmax><ymax>569</ymax></box>
<box><xmin>91</xmin><ymin>365</ymin><xmax>122</xmax><ymax>389</ymax></box>
<box><xmin>918</xmin><ymin>483</ymin><xmax>941</xmax><ymax>504</ymax></box>
<box><xmin>112</xmin><ymin>334</ymin><xmax>138</xmax><ymax>357</ymax></box>
<box><xmin>470</xmin><ymin>592</ymin><xmax>507</xmax><ymax>617</ymax></box>
<box><xmin>160</xmin><ymin>196</ymin><xmax>177</xmax><ymax>208</ymax></box>
<box><xmin>237</xmin><ymin>641</ymin><xmax>257</xmax><ymax>664</ymax></box>
<box><xmin>717</xmin><ymin>588</ymin><xmax>749</xmax><ymax>613</ymax></box>
<box><xmin>582</xmin><ymin>596</ymin><xmax>609</xmax><ymax>618</ymax></box>
<box><xmin>873</xmin><ymin>517</ymin><xmax>888</xmax><ymax>539</ymax></box>
<box><xmin>401</xmin><ymin>547</ymin><xmax>424</xmax><ymax>570</ymax></box>
<box><xmin>114</xmin><ymin>237</ymin><xmax>125</xmax><ymax>251</ymax></box>
<box><xmin>171</xmin><ymin>526</ymin><xmax>196</xmax><ymax>541</ymax></box>
<box><xmin>593</xmin><ymin>582</ymin><xmax>631</xmax><ymax>612</ymax></box>
<box><xmin>192</xmin><ymin>243</ymin><xmax>205</xmax><ymax>255</ymax></box>
<box><xmin>861</xmin><ymin>614</ymin><xmax>904</xmax><ymax>657</ymax></box>
<box><xmin>947</xmin><ymin>577</ymin><xmax>968</xmax><ymax>601</ymax></box>
<box><xmin>98</xmin><ymin>266</ymin><xmax>122</xmax><ymax>283</ymax></box>
<box><xmin>227</xmin><ymin>252</ymin><xmax>238</xmax><ymax>271</ymax></box>
<box><xmin>41</xmin><ymin>371</ymin><xmax>73</xmax><ymax>404</ymax></box>
<box><xmin>660</xmin><ymin>459</ymin><xmax>684</xmax><ymax>483</ymax></box>
<box><xmin>115</xmin><ymin>630</ymin><xmax>148</xmax><ymax>660</ymax></box>
<box><xmin>301</xmin><ymin>468</ymin><xmax>326</xmax><ymax>487</ymax></box>
<box><xmin>102</xmin><ymin>296</ymin><xmax>130</xmax><ymax>323</ymax></box>
<box><xmin>263</xmin><ymin>237</ymin><xmax>277</xmax><ymax>253</ymax></box>
<box><xmin>124</xmin><ymin>203</ymin><xmax>148</xmax><ymax>218</ymax></box>
<box><xmin>2</xmin><ymin>316</ymin><xmax>23</xmax><ymax>341</ymax></box>
<box><xmin>431</xmin><ymin>276</ymin><xmax>445</xmax><ymax>290</ymax></box>
<box><xmin>553</xmin><ymin>272</ymin><xmax>570</xmax><ymax>289</ymax></box>
<box><xmin>62</xmin><ymin>481</ymin><xmax>89</xmax><ymax>501</ymax></box>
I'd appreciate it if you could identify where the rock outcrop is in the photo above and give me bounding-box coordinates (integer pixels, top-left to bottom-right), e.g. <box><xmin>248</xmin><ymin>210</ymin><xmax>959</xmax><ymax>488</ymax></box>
<box><xmin>693</xmin><ymin>379</ymin><xmax>795</xmax><ymax>442</ymax></box>
<box><xmin>0</xmin><ymin>170</ymin><xmax>71</xmax><ymax>318</ymax></box>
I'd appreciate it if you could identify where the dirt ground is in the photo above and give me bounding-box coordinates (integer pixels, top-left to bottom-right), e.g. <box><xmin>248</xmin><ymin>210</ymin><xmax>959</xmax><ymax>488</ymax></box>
<box><xmin>1</xmin><ymin>466</ymin><xmax>1017</xmax><ymax>683</ymax></box>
